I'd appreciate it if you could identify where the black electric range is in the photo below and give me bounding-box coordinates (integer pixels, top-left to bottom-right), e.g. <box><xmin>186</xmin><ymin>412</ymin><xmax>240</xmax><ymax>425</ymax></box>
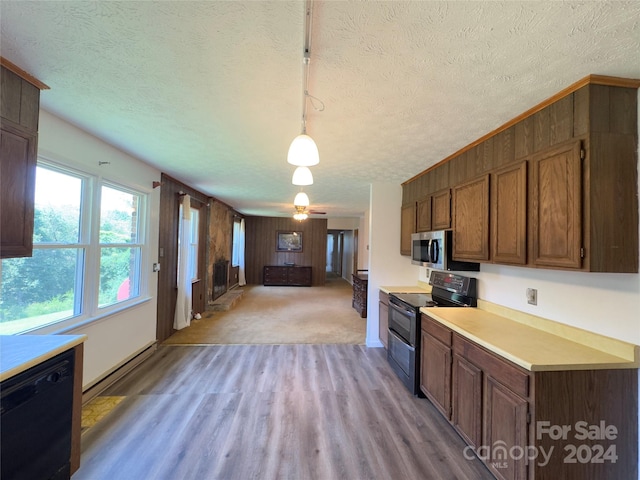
<box><xmin>387</xmin><ymin>271</ymin><xmax>477</xmax><ymax>395</ymax></box>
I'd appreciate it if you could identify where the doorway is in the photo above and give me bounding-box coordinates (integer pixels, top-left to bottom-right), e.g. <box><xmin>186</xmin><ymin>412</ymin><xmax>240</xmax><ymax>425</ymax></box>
<box><xmin>326</xmin><ymin>230</ymin><xmax>344</xmax><ymax>275</ymax></box>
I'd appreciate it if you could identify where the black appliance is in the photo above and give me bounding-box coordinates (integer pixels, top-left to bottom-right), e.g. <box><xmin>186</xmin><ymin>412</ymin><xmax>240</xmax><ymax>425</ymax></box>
<box><xmin>387</xmin><ymin>271</ymin><xmax>477</xmax><ymax>395</ymax></box>
<box><xmin>1</xmin><ymin>349</ymin><xmax>75</xmax><ymax>480</ymax></box>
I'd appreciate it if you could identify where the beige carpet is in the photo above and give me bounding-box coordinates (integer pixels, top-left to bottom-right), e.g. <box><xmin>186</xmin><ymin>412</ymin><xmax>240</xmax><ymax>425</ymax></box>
<box><xmin>163</xmin><ymin>273</ymin><xmax>366</xmax><ymax>345</ymax></box>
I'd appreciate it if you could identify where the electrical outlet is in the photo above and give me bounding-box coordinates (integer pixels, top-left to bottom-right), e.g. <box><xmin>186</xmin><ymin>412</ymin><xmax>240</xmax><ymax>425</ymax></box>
<box><xmin>526</xmin><ymin>288</ymin><xmax>537</xmax><ymax>305</ymax></box>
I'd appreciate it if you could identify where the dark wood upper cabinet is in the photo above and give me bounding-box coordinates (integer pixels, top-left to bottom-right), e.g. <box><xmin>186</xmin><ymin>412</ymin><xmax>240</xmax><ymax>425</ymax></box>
<box><xmin>530</xmin><ymin>141</ymin><xmax>583</xmax><ymax>269</ymax></box>
<box><xmin>491</xmin><ymin>160</ymin><xmax>527</xmax><ymax>265</ymax></box>
<box><xmin>431</xmin><ymin>188</ymin><xmax>451</xmax><ymax>230</ymax></box>
<box><xmin>400</xmin><ymin>202</ymin><xmax>416</xmax><ymax>256</ymax></box>
<box><xmin>453</xmin><ymin>174</ymin><xmax>490</xmax><ymax>261</ymax></box>
<box><xmin>1</xmin><ymin>61</ymin><xmax>46</xmax><ymax>259</ymax></box>
<box><xmin>403</xmin><ymin>76</ymin><xmax>639</xmax><ymax>273</ymax></box>
<box><xmin>416</xmin><ymin>196</ymin><xmax>431</xmax><ymax>232</ymax></box>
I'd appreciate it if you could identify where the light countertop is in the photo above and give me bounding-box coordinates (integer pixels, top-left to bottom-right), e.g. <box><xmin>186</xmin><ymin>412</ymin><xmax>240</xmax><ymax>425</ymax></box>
<box><xmin>0</xmin><ymin>334</ymin><xmax>87</xmax><ymax>381</ymax></box>
<box><xmin>421</xmin><ymin>307</ymin><xmax>638</xmax><ymax>372</ymax></box>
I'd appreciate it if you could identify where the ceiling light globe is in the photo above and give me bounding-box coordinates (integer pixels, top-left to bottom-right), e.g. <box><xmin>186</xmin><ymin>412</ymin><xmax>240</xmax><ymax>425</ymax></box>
<box><xmin>292</xmin><ymin>166</ymin><xmax>314</xmax><ymax>186</ymax></box>
<box><xmin>287</xmin><ymin>134</ymin><xmax>319</xmax><ymax>167</ymax></box>
<box><xmin>293</xmin><ymin>191</ymin><xmax>310</xmax><ymax>207</ymax></box>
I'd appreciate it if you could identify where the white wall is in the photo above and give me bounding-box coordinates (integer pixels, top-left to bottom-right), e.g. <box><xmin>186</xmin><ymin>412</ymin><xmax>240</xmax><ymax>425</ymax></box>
<box><xmin>327</xmin><ymin>217</ymin><xmax>360</xmax><ymax>230</ymax></box>
<box><xmin>33</xmin><ymin>110</ymin><xmax>160</xmax><ymax>389</ymax></box>
<box><xmin>366</xmin><ymin>182</ymin><xmax>419</xmax><ymax>347</ymax></box>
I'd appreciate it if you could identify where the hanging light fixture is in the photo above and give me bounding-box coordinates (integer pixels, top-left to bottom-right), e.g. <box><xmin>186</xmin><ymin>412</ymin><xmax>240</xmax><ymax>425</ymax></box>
<box><xmin>292</xmin><ymin>166</ymin><xmax>313</xmax><ymax>185</ymax></box>
<box><xmin>292</xmin><ymin>190</ymin><xmax>310</xmax><ymax>221</ymax></box>
<box><xmin>294</xmin><ymin>191</ymin><xmax>310</xmax><ymax>208</ymax></box>
<box><xmin>287</xmin><ymin>0</ymin><xmax>320</xmax><ymax>167</ymax></box>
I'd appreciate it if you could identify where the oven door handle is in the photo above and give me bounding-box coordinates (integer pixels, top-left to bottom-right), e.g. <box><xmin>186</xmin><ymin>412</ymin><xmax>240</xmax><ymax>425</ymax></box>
<box><xmin>389</xmin><ymin>300</ymin><xmax>416</xmax><ymax>318</ymax></box>
<box><xmin>388</xmin><ymin>328</ymin><xmax>415</xmax><ymax>351</ymax></box>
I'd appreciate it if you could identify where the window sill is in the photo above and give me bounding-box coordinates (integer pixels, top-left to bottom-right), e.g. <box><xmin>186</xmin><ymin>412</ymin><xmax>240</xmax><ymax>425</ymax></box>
<box><xmin>23</xmin><ymin>296</ymin><xmax>153</xmax><ymax>336</ymax></box>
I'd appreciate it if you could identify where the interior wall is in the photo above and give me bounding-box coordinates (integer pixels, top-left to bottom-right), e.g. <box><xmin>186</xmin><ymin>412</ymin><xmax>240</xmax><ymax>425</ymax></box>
<box><xmin>157</xmin><ymin>174</ymin><xmax>209</xmax><ymax>343</ymax></box>
<box><xmin>35</xmin><ymin>109</ymin><xmax>160</xmax><ymax>389</ymax></box>
<box><xmin>366</xmin><ymin>182</ymin><xmax>417</xmax><ymax>347</ymax></box>
<box><xmin>244</xmin><ymin>217</ymin><xmax>328</xmax><ymax>285</ymax></box>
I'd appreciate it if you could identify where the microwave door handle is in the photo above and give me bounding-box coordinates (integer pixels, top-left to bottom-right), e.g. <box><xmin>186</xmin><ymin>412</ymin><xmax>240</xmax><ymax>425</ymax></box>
<box><xmin>430</xmin><ymin>239</ymin><xmax>439</xmax><ymax>264</ymax></box>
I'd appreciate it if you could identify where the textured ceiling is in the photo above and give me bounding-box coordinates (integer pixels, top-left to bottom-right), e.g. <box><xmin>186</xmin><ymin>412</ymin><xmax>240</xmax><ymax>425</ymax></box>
<box><xmin>1</xmin><ymin>1</ymin><xmax>639</xmax><ymax>218</ymax></box>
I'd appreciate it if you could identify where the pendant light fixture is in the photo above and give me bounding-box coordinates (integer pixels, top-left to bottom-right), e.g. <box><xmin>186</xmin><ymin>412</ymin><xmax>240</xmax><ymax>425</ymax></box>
<box><xmin>292</xmin><ymin>166</ymin><xmax>313</xmax><ymax>185</ymax></box>
<box><xmin>293</xmin><ymin>191</ymin><xmax>310</xmax><ymax>208</ymax></box>
<box><xmin>287</xmin><ymin>0</ymin><xmax>320</xmax><ymax>168</ymax></box>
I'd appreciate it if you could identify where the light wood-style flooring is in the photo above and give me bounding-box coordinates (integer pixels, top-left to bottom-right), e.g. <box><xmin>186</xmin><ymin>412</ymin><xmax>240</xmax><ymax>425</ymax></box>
<box><xmin>75</xmin><ymin>344</ymin><xmax>494</xmax><ymax>480</ymax></box>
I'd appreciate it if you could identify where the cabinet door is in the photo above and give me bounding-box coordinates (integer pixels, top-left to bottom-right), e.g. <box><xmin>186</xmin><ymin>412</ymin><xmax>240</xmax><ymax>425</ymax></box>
<box><xmin>420</xmin><ymin>332</ymin><xmax>452</xmax><ymax>419</ymax></box>
<box><xmin>378</xmin><ymin>301</ymin><xmax>388</xmax><ymax>348</ymax></box>
<box><xmin>400</xmin><ymin>203</ymin><xmax>416</xmax><ymax>255</ymax></box>
<box><xmin>416</xmin><ymin>196</ymin><xmax>431</xmax><ymax>232</ymax></box>
<box><xmin>1</xmin><ymin>124</ymin><xmax>37</xmax><ymax>258</ymax></box>
<box><xmin>491</xmin><ymin>161</ymin><xmax>527</xmax><ymax>265</ymax></box>
<box><xmin>484</xmin><ymin>376</ymin><xmax>529</xmax><ymax>480</ymax></box>
<box><xmin>531</xmin><ymin>141</ymin><xmax>582</xmax><ymax>268</ymax></box>
<box><xmin>431</xmin><ymin>188</ymin><xmax>451</xmax><ymax>230</ymax></box>
<box><xmin>453</xmin><ymin>174</ymin><xmax>490</xmax><ymax>261</ymax></box>
<box><xmin>452</xmin><ymin>353</ymin><xmax>482</xmax><ymax>448</ymax></box>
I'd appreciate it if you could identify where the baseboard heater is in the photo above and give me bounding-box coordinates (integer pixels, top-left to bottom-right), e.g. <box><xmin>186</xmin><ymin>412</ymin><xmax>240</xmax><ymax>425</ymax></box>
<box><xmin>82</xmin><ymin>342</ymin><xmax>157</xmax><ymax>405</ymax></box>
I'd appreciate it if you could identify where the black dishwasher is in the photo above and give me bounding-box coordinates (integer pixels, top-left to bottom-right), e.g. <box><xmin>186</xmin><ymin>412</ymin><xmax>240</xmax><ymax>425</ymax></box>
<box><xmin>1</xmin><ymin>349</ymin><xmax>75</xmax><ymax>480</ymax></box>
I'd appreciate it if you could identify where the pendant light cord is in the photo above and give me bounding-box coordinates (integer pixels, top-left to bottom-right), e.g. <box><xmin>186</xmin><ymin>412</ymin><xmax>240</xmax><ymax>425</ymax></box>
<box><xmin>300</xmin><ymin>0</ymin><xmax>324</xmax><ymax>134</ymax></box>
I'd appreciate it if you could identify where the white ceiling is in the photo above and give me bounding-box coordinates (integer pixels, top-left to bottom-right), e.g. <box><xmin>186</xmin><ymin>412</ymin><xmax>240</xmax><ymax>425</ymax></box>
<box><xmin>2</xmin><ymin>1</ymin><xmax>639</xmax><ymax>218</ymax></box>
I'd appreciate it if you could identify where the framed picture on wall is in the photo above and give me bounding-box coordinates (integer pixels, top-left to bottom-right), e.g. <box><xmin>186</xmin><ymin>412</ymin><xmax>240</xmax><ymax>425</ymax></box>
<box><xmin>276</xmin><ymin>231</ymin><xmax>303</xmax><ymax>252</ymax></box>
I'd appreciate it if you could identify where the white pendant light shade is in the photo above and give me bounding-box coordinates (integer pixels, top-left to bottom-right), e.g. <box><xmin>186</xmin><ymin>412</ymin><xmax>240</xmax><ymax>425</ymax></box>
<box><xmin>294</xmin><ymin>191</ymin><xmax>310</xmax><ymax>207</ymax></box>
<box><xmin>292</xmin><ymin>166</ymin><xmax>314</xmax><ymax>186</ymax></box>
<box><xmin>287</xmin><ymin>134</ymin><xmax>319</xmax><ymax>167</ymax></box>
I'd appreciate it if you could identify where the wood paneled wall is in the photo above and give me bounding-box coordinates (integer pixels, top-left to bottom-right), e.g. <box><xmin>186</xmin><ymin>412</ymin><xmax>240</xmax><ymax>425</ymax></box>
<box><xmin>244</xmin><ymin>217</ymin><xmax>328</xmax><ymax>286</ymax></box>
<box><xmin>207</xmin><ymin>199</ymin><xmax>235</xmax><ymax>301</ymax></box>
<box><xmin>157</xmin><ymin>174</ymin><xmax>209</xmax><ymax>343</ymax></box>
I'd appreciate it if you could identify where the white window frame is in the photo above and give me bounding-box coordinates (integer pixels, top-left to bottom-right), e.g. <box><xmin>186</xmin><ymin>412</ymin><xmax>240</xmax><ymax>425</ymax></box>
<box><xmin>0</xmin><ymin>157</ymin><xmax>151</xmax><ymax>335</ymax></box>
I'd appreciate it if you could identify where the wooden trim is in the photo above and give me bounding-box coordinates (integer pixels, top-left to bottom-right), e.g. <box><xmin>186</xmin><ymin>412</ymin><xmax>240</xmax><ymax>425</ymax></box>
<box><xmin>403</xmin><ymin>74</ymin><xmax>640</xmax><ymax>185</ymax></box>
<box><xmin>0</xmin><ymin>56</ymin><xmax>50</xmax><ymax>90</ymax></box>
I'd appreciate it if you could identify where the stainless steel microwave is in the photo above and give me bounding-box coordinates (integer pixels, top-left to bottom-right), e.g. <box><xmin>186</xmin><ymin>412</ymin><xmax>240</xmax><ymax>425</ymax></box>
<box><xmin>411</xmin><ymin>230</ymin><xmax>479</xmax><ymax>272</ymax></box>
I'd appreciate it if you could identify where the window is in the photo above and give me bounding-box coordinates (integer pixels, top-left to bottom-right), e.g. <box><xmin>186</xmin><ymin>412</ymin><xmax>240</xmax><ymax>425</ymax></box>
<box><xmin>177</xmin><ymin>204</ymin><xmax>199</xmax><ymax>282</ymax></box>
<box><xmin>232</xmin><ymin>218</ymin><xmax>241</xmax><ymax>266</ymax></box>
<box><xmin>98</xmin><ymin>185</ymin><xmax>143</xmax><ymax>307</ymax></box>
<box><xmin>188</xmin><ymin>208</ymin><xmax>199</xmax><ymax>281</ymax></box>
<box><xmin>0</xmin><ymin>162</ymin><xmax>148</xmax><ymax>334</ymax></box>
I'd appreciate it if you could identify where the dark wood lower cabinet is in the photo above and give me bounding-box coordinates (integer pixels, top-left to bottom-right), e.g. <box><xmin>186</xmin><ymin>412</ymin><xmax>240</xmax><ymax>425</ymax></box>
<box><xmin>263</xmin><ymin>265</ymin><xmax>312</xmax><ymax>286</ymax></box>
<box><xmin>452</xmin><ymin>353</ymin><xmax>483</xmax><ymax>448</ymax></box>
<box><xmin>378</xmin><ymin>290</ymin><xmax>389</xmax><ymax>348</ymax></box>
<box><xmin>483</xmin><ymin>375</ymin><xmax>529</xmax><ymax>480</ymax></box>
<box><xmin>420</xmin><ymin>331</ymin><xmax>451</xmax><ymax>420</ymax></box>
<box><xmin>420</xmin><ymin>314</ymin><xmax>638</xmax><ymax>480</ymax></box>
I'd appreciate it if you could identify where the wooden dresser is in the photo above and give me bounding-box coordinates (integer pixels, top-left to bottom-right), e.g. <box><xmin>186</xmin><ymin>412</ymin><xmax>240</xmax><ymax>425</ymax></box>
<box><xmin>263</xmin><ymin>265</ymin><xmax>312</xmax><ymax>286</ymax></box>
<box><xmin>352</xmin><ymin>271</ymin><xmax>368</xmax><ymax>318</ymax></box>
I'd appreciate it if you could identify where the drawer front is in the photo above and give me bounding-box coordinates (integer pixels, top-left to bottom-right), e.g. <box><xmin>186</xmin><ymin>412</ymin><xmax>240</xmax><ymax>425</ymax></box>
<box><xmin>422</xmin><ymin>315</ymin><xmax>452</xmax><ymax>346</ymax></box>
<box><xmin>452</xmin><ymin>333</ymin><xmax>529</xmax><ymax>398</ymax></box>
